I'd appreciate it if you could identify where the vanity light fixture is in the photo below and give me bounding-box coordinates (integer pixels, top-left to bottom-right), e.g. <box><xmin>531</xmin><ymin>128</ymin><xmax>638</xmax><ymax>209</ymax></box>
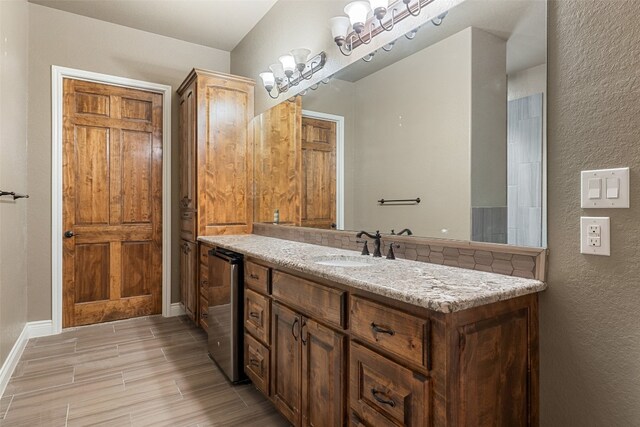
<box><xmin>259</xmin><ymin>50</ymin><xmax>327</xmax><ymax>99</ymax></box>
<box><xmin>330</xmin><ymin>0</ymin><xmax>449</xmax><ymax>57</ymax></box>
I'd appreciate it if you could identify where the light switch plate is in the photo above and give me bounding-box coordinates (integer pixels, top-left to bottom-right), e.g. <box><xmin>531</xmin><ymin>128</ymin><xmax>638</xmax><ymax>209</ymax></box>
<box><xmin>581</xmin><ymin>167</ymin><xmax>629</xmax><ymax>208</ymax></box>
<box><xmin>581</xmin><ymin>217</ymin><xmax>610</xmax><ymax>256</ymax></box>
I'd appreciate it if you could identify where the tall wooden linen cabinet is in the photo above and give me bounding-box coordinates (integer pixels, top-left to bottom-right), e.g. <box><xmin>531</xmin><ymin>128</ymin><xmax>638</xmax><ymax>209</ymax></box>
<box><xmin>177</xmin><ymin>69</ymin><xmax>255</xmax><ymax>325</ymax></box>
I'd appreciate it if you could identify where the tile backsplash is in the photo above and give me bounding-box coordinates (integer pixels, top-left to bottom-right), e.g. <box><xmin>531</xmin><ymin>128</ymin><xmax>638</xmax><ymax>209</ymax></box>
<box><xmin>253</xmin><ymin>223</ymin><xmax>547</xmax><ymax>281</ymax></box>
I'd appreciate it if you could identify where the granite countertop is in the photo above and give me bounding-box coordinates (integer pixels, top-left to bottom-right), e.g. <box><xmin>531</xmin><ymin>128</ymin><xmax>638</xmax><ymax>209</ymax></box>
<box><xmin>198</xmin><ymin>235</ymin><xmax>547</xmax><ymax>314</ymax></box>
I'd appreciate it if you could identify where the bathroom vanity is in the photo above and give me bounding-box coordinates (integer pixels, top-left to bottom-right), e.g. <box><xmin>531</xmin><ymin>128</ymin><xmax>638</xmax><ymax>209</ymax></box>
<box><xmin>199</xmin><ymin>234</ymin><xmax>546</xmax><ymax>427</ymax></box>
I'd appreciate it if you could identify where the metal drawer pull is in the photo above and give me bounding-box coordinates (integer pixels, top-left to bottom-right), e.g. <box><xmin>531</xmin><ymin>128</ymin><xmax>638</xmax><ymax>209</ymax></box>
<box><xmin>249</xmin><ymin>311</ymin><xmax>261</xmax><ymax>319</ymax></box>
<box><xmin>371</xmin><ymin>388</ymin><xmax>396</xmax><ymax>407</ymax></box>
<box><xmin>292</xmin><ymin>318</ymin><xmax>300</xmax><ymax>341</ymax></box>
<box><xmin>371</xmin><ymin>322</ymin><xmax>395</xmax><ymax>336</ymax></box>
<box><xmin>249</xmin><ymin>273</ymin><xmax>260</xmax><ymax>280</ymax></box>
<box><xmin>249</xmin><ymin>358</ymin><xmax>261</xmax><ymax>368</ymax></box>
<box><xmin>301</xmin><ymin>321</ymin><xmax>308</xmax><ymax>345</ymax></box>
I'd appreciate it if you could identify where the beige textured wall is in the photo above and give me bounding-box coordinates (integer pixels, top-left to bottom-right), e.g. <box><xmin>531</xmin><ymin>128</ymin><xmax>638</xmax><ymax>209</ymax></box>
<box><xmin>351</xmin><ymin>29</ymin><xmax>473</xmax><ymax>239</ymax></box>
<box><xmin>543</xmin><ymin>0</ymin><xmax>640</xmax><ymax>424</ymax></box>
<box><xmin>27</xmin><ymin>4</ymin><xmax>230</xmax><ymax>321</ymax></box>
<box><xmin>0</xmin><ymin>0</ymin><xmax>29</xmax><ymax>365</ymax></box>
<box><xmin>470</xmin><ymin>28</ymin><xmax>507</xmax><ymax>208</ymax></box>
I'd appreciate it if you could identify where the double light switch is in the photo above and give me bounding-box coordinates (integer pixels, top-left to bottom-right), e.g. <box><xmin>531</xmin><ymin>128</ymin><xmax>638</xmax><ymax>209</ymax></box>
<box><xmin>581</xmin><ymin>167</ymin><xmax>629</xmax><ymax>208</ymax></box>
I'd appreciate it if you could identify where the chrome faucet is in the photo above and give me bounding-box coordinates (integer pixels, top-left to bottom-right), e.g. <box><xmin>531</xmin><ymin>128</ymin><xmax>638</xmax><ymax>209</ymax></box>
<box><xmin>356</xmin><ymin>230</ymin><xmax>382</xmax><ymax>257</ymax></box>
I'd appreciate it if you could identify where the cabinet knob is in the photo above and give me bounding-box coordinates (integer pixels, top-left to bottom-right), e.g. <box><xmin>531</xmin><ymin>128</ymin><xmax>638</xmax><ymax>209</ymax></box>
<box><xmin>64</xmin><ymin>230</ymin><xmax>75</xmax><ymax>238</ymax></box>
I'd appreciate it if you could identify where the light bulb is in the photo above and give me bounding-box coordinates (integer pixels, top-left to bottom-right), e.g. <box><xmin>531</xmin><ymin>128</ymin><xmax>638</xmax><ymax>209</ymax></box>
<box><xmin>329</xmin><ymin>16</ymin><xmax>351</xmax><ymax>45</ymax></box>
<box><xmin>344</xmin><ymin>1</ymin><xmax>370</xmax><ymax>32</ymax></box>
<box><xmin>269</xmin><ymin>63</ymin><xmax>285</xmax><ymax>83</ymax></box>
<box><xmin>290</xmin><ymin>48</ymin><xmax>311</xmax><ymax>72</ymax></box>
<box><xmin>278</xmin><ymin>54</ymin><xmax>296</xmax><ymax>77</ymax></box>
<box><xmin>259</xmin><ymin>72</ymin><xmax>275</xmax><ymax>91</ymax></box>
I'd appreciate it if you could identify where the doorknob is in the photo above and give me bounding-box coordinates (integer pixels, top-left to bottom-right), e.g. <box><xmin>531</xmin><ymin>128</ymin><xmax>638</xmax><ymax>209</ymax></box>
<box><xmin>64</xmin><ymin>230</ymin><xmax>75</xmax><ymax>238</ymax></box>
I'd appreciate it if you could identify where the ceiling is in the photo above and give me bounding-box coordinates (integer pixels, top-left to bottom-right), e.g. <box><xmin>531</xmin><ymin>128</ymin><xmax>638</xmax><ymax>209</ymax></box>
<box><xmin>28</xmin><ymin>0</ymin><xmax>278</xmax><ymax>51</ymax></box>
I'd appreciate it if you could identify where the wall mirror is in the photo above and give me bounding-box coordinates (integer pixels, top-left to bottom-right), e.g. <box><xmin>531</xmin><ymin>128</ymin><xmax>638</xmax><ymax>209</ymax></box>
<box><xmin>253</xmin><ymin>0</ymin><xmax>547</xmax><ymax>247</ymax></box>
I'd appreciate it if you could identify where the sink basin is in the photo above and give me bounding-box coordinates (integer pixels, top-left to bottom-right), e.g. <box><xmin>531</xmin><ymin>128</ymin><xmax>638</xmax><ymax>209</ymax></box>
<box><xmin>313</xmin><ymin>256</ymin><xmax>374</xmax><ymax>268</ymax></box>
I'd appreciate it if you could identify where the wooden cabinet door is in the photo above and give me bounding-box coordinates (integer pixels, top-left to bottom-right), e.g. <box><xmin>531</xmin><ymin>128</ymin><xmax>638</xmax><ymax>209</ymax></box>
<box><xmin>197</xmin><ymin>75</ymin><xmax>254</xmax><ymax>236</ymax></box>
<box><xmin>455</xmin><ymin>309</ymin><xmax>530</xmax><ymax>427</ymax></box>
<box><xmin>301</xmin><ymin>318</ymin><xmax>346</xmax><ymax>427</ymax></box>
<box><xmin>271</xmin><ymin>302</ymin><xmax>302</xmax><ymax>425</ymax></box>
<box><xmin>253</xmin><ymin>97</ymin><xmax>302</xmax><ymax>225</ymax></box>
<box><xmin>179</xmin><ymin>240</ymin><xmax>197</xmax><ymax>321</ymax></box>
<box><xmin>179</xmin><ymin>82</ymin><xmax>196</xmax><ymax>211</ymax></box>
<box><xmin>62</xmin><ymin>78</ymin><xmax>163</xmax><ymax>327</ymax></box>
<box><xmin>301</xmin><ymin>117</ymin><xmax>336</xmax><ymax>229</ymax></box>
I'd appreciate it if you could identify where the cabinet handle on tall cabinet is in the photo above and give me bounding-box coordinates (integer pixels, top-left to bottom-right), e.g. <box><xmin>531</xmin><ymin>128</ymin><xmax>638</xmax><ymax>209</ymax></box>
<box><xmin>301</xmin><ymin>321</ymin><xmax>308</xmax><ymax>345</ymax></box>
<box><xmin>292</xmin><ymin>318</ymin><xmax>300</xmax><ymax>341</ymax></box>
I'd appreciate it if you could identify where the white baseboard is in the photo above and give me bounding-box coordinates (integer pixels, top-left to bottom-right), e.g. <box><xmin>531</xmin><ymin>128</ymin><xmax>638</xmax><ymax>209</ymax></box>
<box><xmin>27</xmin><ymin>320</ymin><xmax>55</xmax><ymax>339</ymax></box>
<box><xmin>169</xmin><ymin>302</ymin><xmax>185</xmax><ymax>317</ymax></box>
<box><xmin>0</xmin><ymin>320</ymin><xmax>54</xmax><ymax>398</ymax></box>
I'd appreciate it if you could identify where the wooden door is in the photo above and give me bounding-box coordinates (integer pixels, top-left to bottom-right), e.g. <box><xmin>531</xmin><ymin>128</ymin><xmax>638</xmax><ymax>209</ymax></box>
<box><xmin>301</xmin><ymin>117</ymin><xmax>336</xmax><ymax>229</ymax></box>
<box><xmin>301</xmin><ymin>317</ymin><xmax>345</xmax><ymax>427</ymax></box>
<box><xmin>62</xmin><ymin>78</ymin><xmax>163</xmax><ymax>327</ymax></box>
<box><xmin>271</xmin><ymin>302</ymin><xmax>302</xmax><ymax>425</ymax></box>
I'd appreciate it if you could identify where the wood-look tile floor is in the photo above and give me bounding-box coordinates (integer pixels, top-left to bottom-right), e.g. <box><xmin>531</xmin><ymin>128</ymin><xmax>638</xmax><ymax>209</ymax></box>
<box><xmin>0</xmin><ymin>315</ymin><xmax>290</xmax><ymax>427</ymax></box>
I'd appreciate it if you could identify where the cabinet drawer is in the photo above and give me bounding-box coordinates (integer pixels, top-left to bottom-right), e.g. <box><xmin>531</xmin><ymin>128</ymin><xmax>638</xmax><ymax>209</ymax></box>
<box><xmin>199</xmin><ymin>295</ymin><xmax>208</xmax><ymax>332</ymax></box>
<box><xmin>272</xmin><ymin>271</ymin><xmax>346</xmax><ymax>329</ymax></box>
<box><xmin>245</xmin><ymin>261</ymin><xmax>270</xmax><ymax>294</ymax></box>
<box><xmin>198</xmin><ymin>263</ymin><xmax>208</xmax><ymax>297</ymax></box>
<box><xmin>245</xmin><ymin>333</ymin><xmax>270</xmax><ymax>396</ymax></box>
<box><xmin>350</xmin><ymin>296</ymin><xmax>430</xmax><ymax>369</ymax></box>
<box><xmin>245</xmin><ymin>289</ymin><xmax>270</xmax><ymax>344</ymax></box>
<box><xmin>180</xmin><ymin>210</ymin><xmax>196</xmax><ymax>241</ymax></box>
<box><xmin>199</xmin><ymin>243</ymin><xmax>212</xmax><ymax>266</ymax></box>
<box><xmin>350</xmin><ymin>342</ymin><xmax>430</xmax><ymax>427</ymax></box>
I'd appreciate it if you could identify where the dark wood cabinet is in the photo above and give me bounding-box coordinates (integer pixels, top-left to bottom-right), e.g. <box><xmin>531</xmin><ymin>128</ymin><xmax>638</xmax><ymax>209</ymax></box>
<box><xmin>301</xmin><ymin>318</ymin><xmax>345</xmax><ymax>427</ymax></box>
<box><xmin>245</xmin><ymin>288</ymin><xmax>270</xmax><ymax>345</ymax></box>
<box><xmin>177</xmin><ymin>69</ymin><xmax>254</xmax><ymax>324</ymax></box>
<box><xmin>271</xmin><ymin>302</ymin><xmax>302</xmax><ymax>425</ymax></box>
<box><xmin>179</xmin><ymin>239</ymin><xmax>196</xmax><ymax>321</ymax></box>
<box><xmin>271</xmin><ymin>302</ymin><xmax>346</xmax><ymax>427</ymax></box>
<box><xmin>239</xmin><ymin>257</ymin><xmax>540</xmax><ymax>427</ymax></box>
<box><xmin>350</xmin><ymin>341</ymin><xmax>430</xmax><ymax>426</ymax></box>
